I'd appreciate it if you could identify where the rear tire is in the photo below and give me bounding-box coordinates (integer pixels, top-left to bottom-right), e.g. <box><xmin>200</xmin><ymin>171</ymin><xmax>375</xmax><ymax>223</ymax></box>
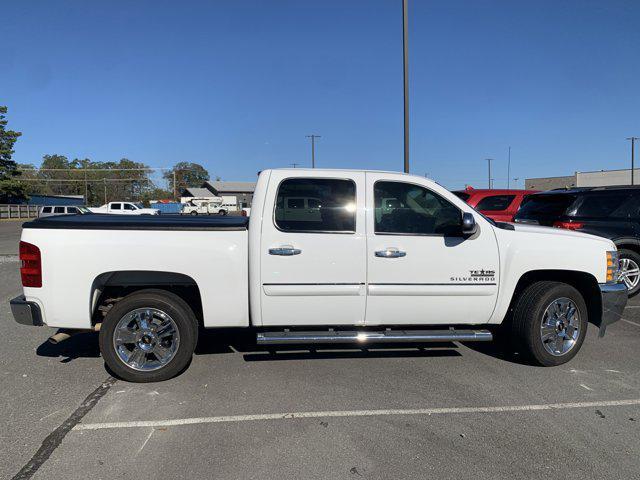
<box><xmin>218</xmin><ymin>210</ymin><xmax>227</xmax><ymax>216</ymax></box>
<box><xmin>618</xmin><ymin>249</ymin><xmax>640</xmax><ymax>297</ymax></box>
<box><xmin>99</xmin><ymin>289</ymin><xmax>198</xmax><ymax>382</ymax></box>
<box><xmin>190</xmin><ymin>211</ymin><xmax>198</xmax><ymax>216</ymax></box>
<box><xmin>510</xmin><ymin>281</ymin><xmax>587</xmax><ymax>366</ymax></box>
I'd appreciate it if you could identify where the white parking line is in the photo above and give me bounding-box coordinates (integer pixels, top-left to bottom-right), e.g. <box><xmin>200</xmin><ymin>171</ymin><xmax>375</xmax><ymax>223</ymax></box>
<box><xmin>74</xmin><ymin>398</ymin><xmax>640</xmax><ymax>431</ymax></box>
<box><xmin>622</xmin><ymin>319</ymin><xmax>640</xmax><ymax>327</ymax></box>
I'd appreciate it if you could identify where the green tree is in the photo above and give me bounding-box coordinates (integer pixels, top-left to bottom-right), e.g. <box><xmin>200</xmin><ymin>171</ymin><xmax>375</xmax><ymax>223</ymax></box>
<box><xmin>0</xmin><ymin>106</ymin><xmax>25</xmax><ymax>202</ymax></box>
<box><xmin>163</xmin><ymin>162</ymin><xmax>210</xmax><ymax>195</ymax></box>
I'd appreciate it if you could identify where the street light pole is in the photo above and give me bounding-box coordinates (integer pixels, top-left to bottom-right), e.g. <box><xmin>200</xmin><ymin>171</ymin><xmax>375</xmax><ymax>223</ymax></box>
<box><xmin>305</xmin><ymin>135</ymin><xmax>321</xmax><ymax>168</ymax></box>
<box><xmin>486</xmin><ymin>158</ymin><xmax>493</xmax><ymax>189</ymax></box>
<box><xmin>507</xmin><ymin>146</ymin><xmax>511</xmax><ymax>190</ymax></box>
<box><xmin>627</xmin><ymin>137</ymin><xmax>639</xmax><ymax>185</ymax></box>
<box><xmin>402</xmin><ymin>0</ymin><xmax>410</xmax><ymax>173</ymax></box>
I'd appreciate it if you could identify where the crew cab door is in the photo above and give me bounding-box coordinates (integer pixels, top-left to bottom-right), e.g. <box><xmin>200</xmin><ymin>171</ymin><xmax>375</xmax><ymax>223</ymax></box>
<box><xmin>365</xmin><ymin>173</ymin><xmax>499</xmax><ymax>325</ymax></box>
<box><xmin>259</xmin><ymin>170</ymin><xmax>366</xmax><ymax>326</ymax></box>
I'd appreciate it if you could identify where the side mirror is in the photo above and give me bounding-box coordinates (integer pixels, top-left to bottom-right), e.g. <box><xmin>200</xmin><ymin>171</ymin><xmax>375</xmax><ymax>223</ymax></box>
<box><xmin>461</xmin><ymin>212</ymin><xmax>477</xmax><ymax>236</ymax></box>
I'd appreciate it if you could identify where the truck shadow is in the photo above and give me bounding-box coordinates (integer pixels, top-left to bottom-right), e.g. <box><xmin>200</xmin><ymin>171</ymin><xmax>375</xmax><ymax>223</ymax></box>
<box><xmin>35</xmin><ymin>328</ymin><xmax>466</xmax><ymax>364</ymax></box>
<box><xmin>36</xmin><ymin>332</ymin><xmax>100</xmax><ymax>363</ymax></box>
<box><xmin>195</xmin><ymin>329</ymin><xmax>462</xmax><ymax>362</ymax></box>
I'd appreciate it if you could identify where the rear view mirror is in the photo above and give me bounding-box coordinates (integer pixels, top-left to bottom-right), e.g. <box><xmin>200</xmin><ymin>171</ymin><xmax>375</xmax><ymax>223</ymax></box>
<box><xmin>461</xmin><ymin>212</ymin><xmax>477</xmax><ymax>236</ymax></box>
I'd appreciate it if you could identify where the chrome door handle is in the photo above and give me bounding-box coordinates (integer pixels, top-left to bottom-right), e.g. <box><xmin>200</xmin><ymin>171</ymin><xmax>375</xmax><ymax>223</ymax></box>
<box><xmin>269</xmin><ymin>246</ymin><xmax>302</xmax><ymax>256</ymax></box>
<box><xmin>375</xmin><ymin>248</ymin><xmax>406</xmax><ymax>258</ymax></box>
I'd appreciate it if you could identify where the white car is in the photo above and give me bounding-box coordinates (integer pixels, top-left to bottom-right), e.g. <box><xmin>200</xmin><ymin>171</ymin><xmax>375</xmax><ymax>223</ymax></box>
<box><xmin>11</xmin><ymin>168</ymin><xmax>627</xmax><ymax>382</ymax></box>
<box><xmin>88</xmin><ymin>202</ymin><xmax>159</xmax><ymax>215</ymax></box>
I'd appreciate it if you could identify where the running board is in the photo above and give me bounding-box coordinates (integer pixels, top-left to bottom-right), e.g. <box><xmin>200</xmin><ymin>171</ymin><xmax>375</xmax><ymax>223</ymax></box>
<box><xmin>256</xmin><ymin>329</ymin><xmax>493</xmax><ymax>345</ymax></box>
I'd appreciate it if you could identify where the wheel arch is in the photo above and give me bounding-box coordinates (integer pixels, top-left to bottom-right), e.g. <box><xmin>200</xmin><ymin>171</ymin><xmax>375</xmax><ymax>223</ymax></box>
<box><xmin>508</xmin><ymin>269</ymin><xmax>601</xmax><ymax>329</ymax></box>
<box><xmin>90</xmin><ymin>270</ymin><xmax>204</xmax><ymax>326</ymax></box>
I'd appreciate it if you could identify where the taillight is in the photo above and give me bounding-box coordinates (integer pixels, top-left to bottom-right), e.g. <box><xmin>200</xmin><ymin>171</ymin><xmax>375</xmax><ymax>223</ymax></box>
<box><xmin>553</xmin><ymin>221</ymin><xmax>584</xmax><ymax>230</ymax></box>
<box><xmin>19</xmin><ymin>241</ymin><xmax>42</xmax><ymax>288</ymax></box>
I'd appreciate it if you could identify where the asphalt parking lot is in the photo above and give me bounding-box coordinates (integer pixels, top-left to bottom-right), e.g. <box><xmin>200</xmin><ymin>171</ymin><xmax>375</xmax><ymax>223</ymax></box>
<box><xmin>1</xmin><ymin>220</ymin><xmax>639</xmax><ymax>479</ymax></box>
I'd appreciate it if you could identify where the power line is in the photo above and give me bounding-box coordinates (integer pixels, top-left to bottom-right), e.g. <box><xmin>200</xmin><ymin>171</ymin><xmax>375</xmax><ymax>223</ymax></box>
<box><xmin>18</xmin><ymin>167</ymin><xmax>171</xmax><ymax>172</ymax></box>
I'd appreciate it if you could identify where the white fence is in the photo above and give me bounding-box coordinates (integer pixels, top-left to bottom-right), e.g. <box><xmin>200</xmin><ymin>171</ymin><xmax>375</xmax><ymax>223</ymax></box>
<box><xmin>0</xmin><ymin>204</ymin><xmax>39</xmax><ymax>219</ymax></box>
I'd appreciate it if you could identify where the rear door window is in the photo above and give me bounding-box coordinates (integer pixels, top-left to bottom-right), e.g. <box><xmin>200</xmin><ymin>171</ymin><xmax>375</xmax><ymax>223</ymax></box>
<box><xmin>573</xmin><ymin>193</ymin><xmax>632</xmax><ymax>218</ymax></box>
<box><xmin>54</xmin><ymin>207</ymin><xmax>65</xmax><ymax>214</ymax></box>
<box><xmin>274</xmin><ymin>178</ymin><xmax>356</xmax><ymax>232</ymax></box>
<box><xmin>111</xmin><ymin>203</ymin><xmax>122</xmax><ymax>210</ymax></box>
<box><xmin>476</xmin><ymin>195</ymin><xmax>515</xmax><ymax>211</ymax></box>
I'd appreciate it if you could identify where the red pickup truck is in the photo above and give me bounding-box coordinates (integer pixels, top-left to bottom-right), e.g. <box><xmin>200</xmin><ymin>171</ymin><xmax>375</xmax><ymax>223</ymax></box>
<box><xmin>453</xmin><ymin>186</ymin><xmax>539</xmax><ymax>222</ymax></box>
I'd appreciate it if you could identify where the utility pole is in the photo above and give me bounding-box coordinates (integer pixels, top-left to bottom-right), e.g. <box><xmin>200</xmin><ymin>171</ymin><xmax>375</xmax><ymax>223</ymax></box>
<box><xmin>173</xmin><ymin>170</ymin><xmax>177</xmax><ymax>200</ymax></box>
<box><xmin>290</xmin><ymin>163</ymin><xmax>300</xmax><ymax>168</ymax></box>
<box><xmin>103</xmin><ymin>178</ymin><xmax>107</xmax><ymax>204</ymax></box>
<box><xmin>507</xmin><ymin>146</ymin><xmax>511</xmax><ymax>190</ymax></box>
<box><xmin>402</xmin><ymin>0</ymin><xmax>410</xmax><ymax>173</ymax></box>
<box><xmin>627</xmin><ymin>137</ymin><xmax>639</xmax><ymax>185</ymax></box>
<box><xmin>486</xmin><ymin>158</ymin><xmax>493</xmax><ymax>189</ymax></box>
<box><xmin>84</xmin><ymin>163</ymin><xmax>88</xmax><ymax>204</ymax></box>
<box><xmin>305</xmin><ymin>135</ymin><xmax>321</xmax><ymax>168</ymax></box>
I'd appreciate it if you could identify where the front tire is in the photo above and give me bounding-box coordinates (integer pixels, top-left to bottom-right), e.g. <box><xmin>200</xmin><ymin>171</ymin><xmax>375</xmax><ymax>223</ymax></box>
<box><xmin>190</xmin><ymin>211</ymin><xmax>198</xmax><ymax>216</ymax></box>
<box><xmin>218</xmin><ymin>210</ymin><xmax>227</xmax><ymax>216</ymax></box>
<box><xmin>618</xmin><ymin>249</ymin><xmax>640</xmax><ymax>297</ymax></box>
<box><xmin>99</xmin><ymin>289</ymin><xmax>198</xmax><ymax>382</ymax></box>
<box><xmin>510</xmin><ymin>281</ymin><xmax>587</xmax><ymax>366</ymax></box>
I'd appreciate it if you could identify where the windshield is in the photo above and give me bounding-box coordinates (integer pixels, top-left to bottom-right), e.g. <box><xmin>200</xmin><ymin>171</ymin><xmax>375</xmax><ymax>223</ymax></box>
<box><xmin>515</xmin><ymin>194</ymin><xmax>577</xmax><ymax>219</ymax></box>
<box><xmin>453</xmin><ymin>192</ymin><xmax>471</xmax><ymax>201</ymax></box>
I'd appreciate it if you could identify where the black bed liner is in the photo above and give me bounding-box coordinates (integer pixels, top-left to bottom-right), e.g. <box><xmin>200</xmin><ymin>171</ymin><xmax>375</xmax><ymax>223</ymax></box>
<box><xmin>23</xmin><ymin>214</ymin><xmax>249</xmax><ymax>231</ymax></box>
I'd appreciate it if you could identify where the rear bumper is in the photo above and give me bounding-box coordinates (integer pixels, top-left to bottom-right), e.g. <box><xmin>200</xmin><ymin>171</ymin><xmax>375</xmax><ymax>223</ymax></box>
<box><xmin>597</xmin><ymin>283</ymin><xmax>627</xmax><ymax>337</ymax></box>
<box><xmin>10</xmin><ymin>295</ymin><xmax>43</xmax><ymax>326</ymax></box>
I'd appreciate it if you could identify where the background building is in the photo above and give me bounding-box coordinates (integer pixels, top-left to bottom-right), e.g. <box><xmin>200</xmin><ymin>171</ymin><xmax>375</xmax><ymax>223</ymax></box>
<box><xmin>526</xmin><ymin>168</ymin><xmax>639</xmax><ymax>190</ymax></box>
<box><xmin>203</xmin><ymin>181</ymin><xmax>256</xmax><ymax>208</ymax></box>
<box><xmin>525</xmin><ymin>175</ymin><xmax>576</xmax><ymax>190</ymax></box>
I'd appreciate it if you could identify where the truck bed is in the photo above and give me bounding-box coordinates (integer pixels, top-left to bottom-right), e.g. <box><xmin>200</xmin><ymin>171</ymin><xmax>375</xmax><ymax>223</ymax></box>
<box><xmin>21</xmin><ymin>213</ymin><xmax>249</xmax><ymax>329</ymax></box>
<box><xmin>24</xmin><ymin>214</ymin><xmax>249</xmax><ymax>231</ymax></box>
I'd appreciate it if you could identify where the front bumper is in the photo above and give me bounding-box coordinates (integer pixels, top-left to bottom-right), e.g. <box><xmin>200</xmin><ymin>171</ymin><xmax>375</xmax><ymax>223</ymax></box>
<box><xmin>10</xmin><ymin>295</ymin><xmax>43</xmax><ymax>326</ymax></box>
<box><xmin>597</xmin><ymin>283</ymin><xmax>627</xmax><ymax>337</ymax></box>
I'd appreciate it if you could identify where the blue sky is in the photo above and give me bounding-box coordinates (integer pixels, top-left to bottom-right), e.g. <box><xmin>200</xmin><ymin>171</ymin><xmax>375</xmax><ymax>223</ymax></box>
<box><xmin>2</xmin><ymin>0</ymin><xmax>639</xmax><ymax>189</ymax></box>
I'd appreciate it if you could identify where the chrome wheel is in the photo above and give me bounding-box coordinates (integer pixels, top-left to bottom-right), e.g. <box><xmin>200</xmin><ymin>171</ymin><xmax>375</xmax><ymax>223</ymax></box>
<box><xmin>113</xmin><ymin>308</ymin><xmax>180</xmax><ymax>371</ymax></box>
<box><xmin>539</xmin><ymin>297</ymin><xmax>581</xmax><ymax>356</ymax></box>
<box><xmin>619</xmin><ymin>257</ymin><xmax>640</xmax><ymax>290</ymax></box>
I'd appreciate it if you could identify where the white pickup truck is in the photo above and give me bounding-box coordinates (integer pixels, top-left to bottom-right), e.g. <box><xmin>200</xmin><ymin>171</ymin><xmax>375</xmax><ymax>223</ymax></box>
<box><xmin>89</xmin><ymin>202</ymin><xmax>159</xmax><ymax>215</ymax></box>
<box><xmin>11</xmin><ymin>169</ymin><xmax>627</xmax><ymax>382</ymax></box>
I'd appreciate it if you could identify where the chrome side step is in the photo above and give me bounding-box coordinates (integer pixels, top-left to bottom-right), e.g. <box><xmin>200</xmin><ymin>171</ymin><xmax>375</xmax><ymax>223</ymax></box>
<box><xmin>256</xmin><ymin>329</ymin><xmax>492</xmax><ymax>345</ymax></box>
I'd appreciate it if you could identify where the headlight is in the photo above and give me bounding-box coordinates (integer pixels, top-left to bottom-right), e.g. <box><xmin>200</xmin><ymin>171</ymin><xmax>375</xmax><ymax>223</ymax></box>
<box><xmin>606</xmin><ymin>250</ymin><xmax>620</xmax><ymax>283</ymax></box>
